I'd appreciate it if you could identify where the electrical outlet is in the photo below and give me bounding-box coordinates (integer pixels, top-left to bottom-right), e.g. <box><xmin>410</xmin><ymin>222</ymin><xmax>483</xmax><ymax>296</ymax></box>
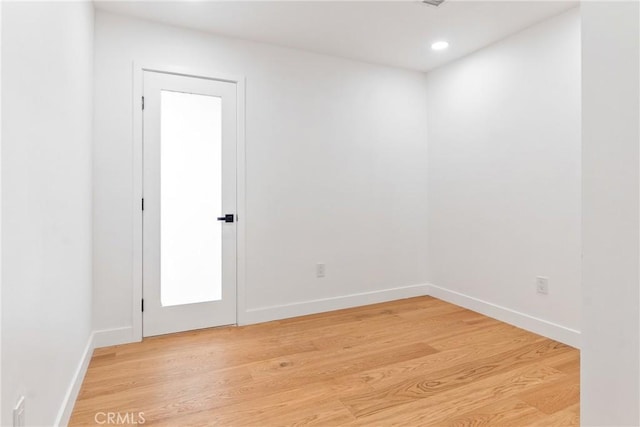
<box><xmin>536</xmin><ymin>276</ymin><xmax>549</xmax><ymax>295</ymax></box>
<box><xmin>13</xmin><ymin>396</ymin><xmax>25</xmax><ymax>427</ymax></box>
<box><xmin>316</xmin><ymin>263</ymin><xmax>326</xmax><ymax>278</ymax></box>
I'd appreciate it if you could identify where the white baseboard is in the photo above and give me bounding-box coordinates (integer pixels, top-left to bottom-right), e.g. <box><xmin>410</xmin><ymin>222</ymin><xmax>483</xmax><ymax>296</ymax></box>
<box><xmin>89</xmin><ymin>284</ymin><xmax>580</xmax><ymax>347</ymax></box>
<box><xmin>54</xmin><ymin>331</ymin><xmax>95</xmax><ymax>427</ymax></box>
<box><xmin>93</xmin><ymin>326</ymin><xmax>135</xmax><ymax>348</ymax></box>
<box><xmin>241</xmin><ymin>283</ymin><xmax>430</xmax><ymax>325</ymax></box>
<box><xmin>54</xmin><ymin>327</ymin><xmax>136</xmax><ymax>426</ymax></box>
<box><xmin>427</xmin><ymin>284</ymin><xmax>581</xmax><ymax>348</ymax></box>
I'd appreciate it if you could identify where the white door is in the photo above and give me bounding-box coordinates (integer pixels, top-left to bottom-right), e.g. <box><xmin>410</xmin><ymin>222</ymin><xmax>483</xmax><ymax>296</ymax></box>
<box><xmin>143</xmin><ymin>70</ymin><xmax>237</xmax><ymax>337</ymax></box>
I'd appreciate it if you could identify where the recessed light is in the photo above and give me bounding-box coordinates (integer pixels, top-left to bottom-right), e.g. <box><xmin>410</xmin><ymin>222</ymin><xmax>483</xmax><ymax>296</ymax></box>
<box><xmin>422</xmin><ymin>0</ymin><xmax>446</xmax><ymax>6</ymax></box>
<box><xmin>431</xmin><ymin>41</ymin><xmax>449</xmax><ymax>51</ymax></box>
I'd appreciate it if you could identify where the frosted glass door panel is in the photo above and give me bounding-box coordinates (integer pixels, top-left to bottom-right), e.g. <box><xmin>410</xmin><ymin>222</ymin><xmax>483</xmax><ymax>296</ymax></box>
<box><xmin>160</xmin><ymin>90</ymin><xmax>222</xmax><ymax>307</ymax></box>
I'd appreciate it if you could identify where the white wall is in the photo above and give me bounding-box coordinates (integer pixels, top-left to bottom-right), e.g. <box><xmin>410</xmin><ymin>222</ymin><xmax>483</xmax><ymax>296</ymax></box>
<box><xmin>93</xmin><ymin>11</ymin><xmax>429</xmax><ymax>337</ymax></box>
<box><xmin>581</xmin><ymin>2</ymin><xmax>640</xmax><ymax>425</ymax></box>
<box><xmin>425</xmin><ymin>9</ymin><xmax>581</xmax><ymax>344</ymax></box>
<box><xmin>1</xmin><ymin>2</ymin><xmax>94</xmax><ymax>426</ymax></box>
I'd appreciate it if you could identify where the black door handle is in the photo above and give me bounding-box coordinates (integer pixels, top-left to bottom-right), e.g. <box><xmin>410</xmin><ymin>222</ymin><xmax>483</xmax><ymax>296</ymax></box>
<box><xmin>217</xmin><ymin>214</ymin><xmax>234</xmax><ymax>223</ymax></box>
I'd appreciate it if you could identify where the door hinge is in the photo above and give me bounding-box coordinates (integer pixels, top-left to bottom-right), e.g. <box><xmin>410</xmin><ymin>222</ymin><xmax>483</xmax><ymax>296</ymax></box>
<box><xmin>141</xmin><ymin>299</ymin><xmax>144</xmax><ymax>312</ymax></box>
<box><xmin>141</xmin><ymin>198</ymin><xmax>144</xmax><ymax>211</ymax></box>
<box><xmin>142</xmin><ymin>96</ymin><xmax>145</xmax><ymax>110</ymax></box>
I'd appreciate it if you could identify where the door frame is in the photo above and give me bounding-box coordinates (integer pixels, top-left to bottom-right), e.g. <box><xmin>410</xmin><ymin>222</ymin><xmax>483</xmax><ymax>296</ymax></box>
<box><xmin>132</xmin><ymin>62</ymin><xmax>247</xmax><ymax>342</ymax></box>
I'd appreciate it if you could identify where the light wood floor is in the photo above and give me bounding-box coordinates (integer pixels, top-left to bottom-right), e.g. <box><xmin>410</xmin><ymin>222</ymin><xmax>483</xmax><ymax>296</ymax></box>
<box><xmin>70</xmin><ymin>297</ymin><xmax>580</xmax><ymax>426</ymax></box>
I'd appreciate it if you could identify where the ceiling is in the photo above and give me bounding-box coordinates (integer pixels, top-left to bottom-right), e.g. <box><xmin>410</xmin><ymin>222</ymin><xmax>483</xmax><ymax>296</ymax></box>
<box><xmin>94</xmin><ymin>0</ymin><xmax>578</xmax><ymax>72</ymax></box>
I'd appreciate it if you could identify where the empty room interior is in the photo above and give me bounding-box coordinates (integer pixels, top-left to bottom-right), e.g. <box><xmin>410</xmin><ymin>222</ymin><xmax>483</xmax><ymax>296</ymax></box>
<box><xmin>1</xmin><ymin>0</ymin><xmax>639</xmax><ymax>426</ymax></box>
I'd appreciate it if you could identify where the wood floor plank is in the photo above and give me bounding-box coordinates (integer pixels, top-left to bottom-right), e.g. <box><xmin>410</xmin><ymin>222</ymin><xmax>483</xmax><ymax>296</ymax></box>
<box><xmin>544</xmin><ymin>351</ymin><xmax>581</xmax><ymax>376</ymax></box>
<box><xmin>151</xmin><ymin>381</ymin><xmax>359</xmax><ymax>426</ymax></box>
<box><xmin>70</xmin><ymin>296</ymin><xmax>580</xmax><ymax>426</ymax></box>
<box><xmin>528</xmin><ymin>403</ymin><xmax>580</xmax><ymax>426</ymax></box>
<box><xmin>517</xmin><ymin>374</ymin><xmax>580</xmax><ymax>415</ymax></box>
<box><xmin>345</xmin><ymin>365</ymin><xmax>566</xmax><ymax>426</ymax></box>
<box><xmin>250</xmin><ymin>341</ymin><xmax>437</xmax><ymax>380</ymax></box>
<box><xmin>340</xmin><ymin>339</ymin><xmax>573</xmax><ymax>418</ymax></box>
<box><xmin>444</xmin><ymin>396</ymin><xmax>544</xmax><ymax>427</ymax></box>
<box><xmin>427</xmin><ymin>321</ymin><xmax>534</xmax><ymax>351</ymax></box>
<box><xmin>333</xmin><ymin>326</ymin><xmax>544</xmax><ymax>391</ymax></box>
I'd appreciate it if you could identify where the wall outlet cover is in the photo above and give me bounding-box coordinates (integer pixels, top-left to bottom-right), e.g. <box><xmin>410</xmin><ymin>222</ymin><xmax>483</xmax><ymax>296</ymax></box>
<box><xmin>536</xmin><ymin>276</ymin><xmax>549</xmax><ymax>295</ymax></box>
<box><xmin>316</xmin><ymin>263</ymin><xmax>326</xmax><ymax>278</ymax></box>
